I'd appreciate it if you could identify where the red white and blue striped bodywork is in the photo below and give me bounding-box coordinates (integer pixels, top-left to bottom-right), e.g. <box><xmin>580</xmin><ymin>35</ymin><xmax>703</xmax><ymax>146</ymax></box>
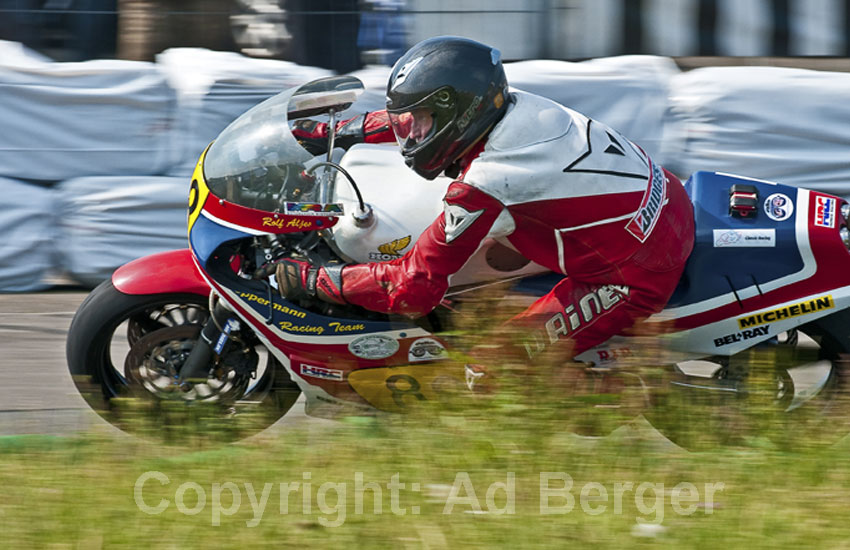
<box><xmin>577</xmin><ymin>171</ymin><xmax>850</xmax><ymax>366</ymax></box>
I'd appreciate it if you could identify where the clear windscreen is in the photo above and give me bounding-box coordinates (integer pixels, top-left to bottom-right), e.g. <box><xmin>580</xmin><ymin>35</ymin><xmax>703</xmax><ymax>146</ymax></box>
<box><xmin>202</xmin><ymin>76</ymin><xmax>364</xmax><ymax>212</ymax></box>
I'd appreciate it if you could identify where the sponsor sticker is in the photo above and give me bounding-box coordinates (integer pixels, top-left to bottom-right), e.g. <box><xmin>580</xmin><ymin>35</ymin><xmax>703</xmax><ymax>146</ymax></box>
<box><xmin>300</xmin><ymin>364</ymin><xmax>344</xmax><ymax>381</ymax></box>
<box><xmin>737</xmin><ymin>295</ymin><xmax>834</xmax><ymax>329</ymax></box>
<box><xmin>625</xmin><ymin>162</ymin><xmax>666</xmax><ymax>242</ymax></box>
<box><xmin>408</xmin><ymin>338</ymin><xmax>448</xmax><ymax>362</ymax></box>
<box><xmin>284</xmin><ymin>202</ymin><xmax>344</xmax><ymax>217</ymax></box>
<box><xmin>713</xmin><ymin>229</ymin><xmax>775</xmax><ymax>247</ymax></box>
<box><xmin>348</xmin><ymin>334</ymin><xmax>400</xmax><ymax>360</ymax></box>
<box><xmin>713</xmin><ymin>325</ymin><xmax>770</xmax><ymax>347</ymax></box>
<box><xmin>369</xmin><ymin>235</ymin><xmax>412</xmax><ymax>261</ymax></box>
<box><xmin>814</xmin><ymin>195</ymin><xmax>836</xmax><ymax>228</ymax></box>
<box><xmin>763</xmin><ymin>193</ymin><xmax>794</xmax><ymax>222</ymax></box>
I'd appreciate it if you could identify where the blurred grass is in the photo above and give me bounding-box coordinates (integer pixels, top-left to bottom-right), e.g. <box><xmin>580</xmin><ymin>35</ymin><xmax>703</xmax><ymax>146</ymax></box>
<box><xmin>3</xmin><ymin>389</ymin><xmax>850</xmax><ymax>549</ymax></box>
<box><xmin>6</xmin><ymin>289</ymin><xmax>850</xmax><ymax>548</ymax></box>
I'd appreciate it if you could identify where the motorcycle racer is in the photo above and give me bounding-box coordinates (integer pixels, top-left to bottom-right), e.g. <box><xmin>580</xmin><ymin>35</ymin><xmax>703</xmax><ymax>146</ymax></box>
<box><xmin>279</xmin><ymin>36</ymin><xmax>695</xmax><ymax>359</ymax></box>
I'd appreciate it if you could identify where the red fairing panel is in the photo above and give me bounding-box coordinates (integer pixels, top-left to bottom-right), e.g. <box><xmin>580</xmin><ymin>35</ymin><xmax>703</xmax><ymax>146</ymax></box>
<box><xmin>112</xmin><ymin>249</ymin><xmax>210</xmax><ymax>296</ymax></box>
<box><xmin>341</xmin><ymin>182</ymin><xmax>505</xmax><ymax>316</ymax></box>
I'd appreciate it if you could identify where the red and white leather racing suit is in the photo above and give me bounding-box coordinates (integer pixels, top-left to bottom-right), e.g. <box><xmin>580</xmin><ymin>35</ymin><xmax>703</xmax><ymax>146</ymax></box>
<box><xmin>318</xmin><ymin>91</ymin><xmax>694</xmax><ymax>357</ymax></box>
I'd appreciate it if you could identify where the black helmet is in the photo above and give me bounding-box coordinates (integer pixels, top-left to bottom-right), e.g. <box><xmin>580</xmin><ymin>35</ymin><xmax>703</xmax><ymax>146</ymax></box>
<box><xmin>386</xmin><ymin>36</ymin><xmax>509</xmax><ymax>180</ymax></box>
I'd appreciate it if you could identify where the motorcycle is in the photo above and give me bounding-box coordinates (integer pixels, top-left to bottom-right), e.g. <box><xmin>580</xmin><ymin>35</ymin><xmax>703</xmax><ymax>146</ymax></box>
<box><xmin>67</xmin><ymin>76</ymin><xmax>850</xmax><ymax>446</ymax></box>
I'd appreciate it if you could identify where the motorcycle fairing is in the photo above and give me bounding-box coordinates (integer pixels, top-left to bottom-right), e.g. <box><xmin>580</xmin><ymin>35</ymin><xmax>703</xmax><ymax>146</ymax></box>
<box><xmin>578</xmin><ymin>172</ymin><xmax>850</xmax><ymax>365</ymax></box>
<box><xmin>665</xmin><ymin>287</ymin><xmax>850</xmax><ymax>357</ymax></box>
<box><xmin>188</xmin><ymin>213</ymin><xmax>256</xmax><ymax>268</ymax></box>
<box><xmin>181</xmin><ymin>78</ymin><xmax>467</xmax><ymax>416</ymax></box>
<box><xmin>187</xmin><ymin>251</ymin><xmax>449</xmax><ymax>416</ymax></box>
<box><xmin>202</xmin><ymin>248</ymin><xmax>427</xmax><ymax>344</ymax></box>
<box><xmin>197</xmin><ymin>247</ymin><xmax>465</xmax><ymax>413</ymax></box>
<box><xmin>112</xmin><ymin>248</ymin><xmax>210</xmax><ymax>296</ymax></box>
<box><xmin>661</xmin><ymin>172</ymin><xmax>849</xmax><ymax>331</ymax></box>
<box><xmin>666</xmin><ymin>171</ymin><xmax>805</xmax><ymax>310</ymax></box>
<box><xmin>188</xmin><ymin>148</ymin><xmax>341</xmax><ymax>270</ymax></box>
<box><xmin>347</xmin><ymin>363</ymin><xmax>466</xmax><ymax>413</ymax></box>
<box><xmin>207</xmin><ymin>273</ymin><xmax>453</xmax><ymax>416</ymax></box>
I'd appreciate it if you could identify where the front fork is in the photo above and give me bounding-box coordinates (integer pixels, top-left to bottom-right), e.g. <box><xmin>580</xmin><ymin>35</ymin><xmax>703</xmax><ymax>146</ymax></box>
<box><xmin>179</xmin><ymin>296</ymin><xmax>237</xmax><ymax>383</ymax></box>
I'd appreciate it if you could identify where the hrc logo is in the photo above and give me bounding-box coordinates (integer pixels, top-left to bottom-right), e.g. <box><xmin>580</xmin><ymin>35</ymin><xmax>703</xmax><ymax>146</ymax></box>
<box><xmin>814</xmin><ymin>195</ymin><xmax>836</xmax><ymax>228</ymax></box>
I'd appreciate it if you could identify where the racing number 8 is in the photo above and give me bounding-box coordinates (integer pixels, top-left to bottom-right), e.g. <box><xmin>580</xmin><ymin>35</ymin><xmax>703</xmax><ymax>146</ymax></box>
<box><xmin>385</xmin><ymin>374</ymin><xmax>426</xmax><ymax>408</ymax></box>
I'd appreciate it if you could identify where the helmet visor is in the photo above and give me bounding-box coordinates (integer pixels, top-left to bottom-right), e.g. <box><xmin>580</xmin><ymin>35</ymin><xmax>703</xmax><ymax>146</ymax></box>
<box><xmin>388</xmin><ymin>107</ymin><xmax>437</xmax><ymax>151</ymax></box>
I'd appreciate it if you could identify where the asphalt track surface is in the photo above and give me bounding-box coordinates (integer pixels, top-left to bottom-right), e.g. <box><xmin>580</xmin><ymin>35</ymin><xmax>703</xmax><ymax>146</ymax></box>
<box><xmin>0</xmin><ymin>288</ymin><xmax>324</xmax><ymax>437</ymax></box>
<box><xmin>0</xmin><ymin>290</ymin><xmax>92</xmax><ymax>435</ymax></box>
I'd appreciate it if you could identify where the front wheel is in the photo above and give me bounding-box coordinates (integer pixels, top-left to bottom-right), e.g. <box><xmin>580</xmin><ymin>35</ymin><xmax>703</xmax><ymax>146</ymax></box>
<box><xmin>66</xmin><ymin>279</ymin><xmax>301</xmax><ymax>443</ymax></box>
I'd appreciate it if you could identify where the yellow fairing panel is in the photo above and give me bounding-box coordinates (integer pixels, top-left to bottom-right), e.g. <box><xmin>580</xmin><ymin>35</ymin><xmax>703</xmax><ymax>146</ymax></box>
<box><xmin>348</xmin><ymin>364</ymin><xmax>464</xmax><ymax>413</ymax></box>
<box><xmin>187</xmin><ymin>148</ymin><xmax>210</xmax><ymax>236</ymax></box>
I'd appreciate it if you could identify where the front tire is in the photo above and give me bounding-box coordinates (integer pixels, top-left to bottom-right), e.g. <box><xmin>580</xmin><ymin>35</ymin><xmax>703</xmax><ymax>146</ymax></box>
<box><xmin>67</xmin><ymin>279</ymin><xmax>301</xmax><ymax>442</ymax></box>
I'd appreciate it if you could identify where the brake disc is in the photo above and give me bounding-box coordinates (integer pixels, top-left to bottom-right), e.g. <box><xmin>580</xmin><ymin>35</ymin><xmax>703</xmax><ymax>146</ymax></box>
<box><xmin>126</xmin><ymin>304</ymin><xmax>209</xmax><ymax>348</ymax></box>
<box><xmin>124</xmin><ymin>325</ymin><xmax>250</xmax><ymax>403</ymax></box>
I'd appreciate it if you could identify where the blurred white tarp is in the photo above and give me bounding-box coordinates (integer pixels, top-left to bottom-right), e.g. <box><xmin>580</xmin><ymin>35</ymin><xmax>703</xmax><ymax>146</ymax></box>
<box><xmin>0</xmin><ymin>177</ymin><xmax>57</xmax><ymax>292</ymax></box>
<box><xmin>0</xmin><ymin>42</ymin><xmax>179</xmax><ymax>181</ymax></box>
<box><xmin>3</xmin><ymin>41</ymin><xmax>850</xmax><ymax>291</ymax></box>
<box><xmin>55</xmin><ymin>176</ymin><xmax>189</xmax><ymax>287</ymax></box>
<box><xmin>0</xmin><ymin>39</ymin><xmax>53</xmax><ymax>64</ymax></box>
<box><xmin>663</xmin><ymin>66</ymin><xmax>850</xmax><ymax>193</ymax></box>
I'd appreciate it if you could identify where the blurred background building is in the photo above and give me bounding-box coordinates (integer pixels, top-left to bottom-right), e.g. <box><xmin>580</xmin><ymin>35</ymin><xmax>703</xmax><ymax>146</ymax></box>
<box><xmin>2</xmin><ymin>0</ymin><xmax>850</xmax><ymax>68</ymax></box>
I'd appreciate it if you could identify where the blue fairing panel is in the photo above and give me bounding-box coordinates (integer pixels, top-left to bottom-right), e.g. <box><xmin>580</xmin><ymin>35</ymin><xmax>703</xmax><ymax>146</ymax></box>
<box><xmin>189</xmin><ymin>213</ymin><xmax>253</xmax><ymax>269</ymax></box>
<box><xmin>666</xmin><ymin>171</ymin><xmax>803</xmax><ymax>308</ymax></box>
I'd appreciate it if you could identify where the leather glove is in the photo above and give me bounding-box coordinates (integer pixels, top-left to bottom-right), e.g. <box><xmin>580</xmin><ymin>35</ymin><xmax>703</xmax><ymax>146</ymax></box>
<box><xmin>291</xmin><ymin>113</ymin><xmax>368</xmax><ymax>156</ymax></box>
<box><xmin>275</xmin><ymin>259</ymin><xmax>346</xmax><ymax>305</ymax></box>
<box><xmin>335</xmin><ymin>113</ymin><xmax>369</xmax><ymax>150</ymax></box>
